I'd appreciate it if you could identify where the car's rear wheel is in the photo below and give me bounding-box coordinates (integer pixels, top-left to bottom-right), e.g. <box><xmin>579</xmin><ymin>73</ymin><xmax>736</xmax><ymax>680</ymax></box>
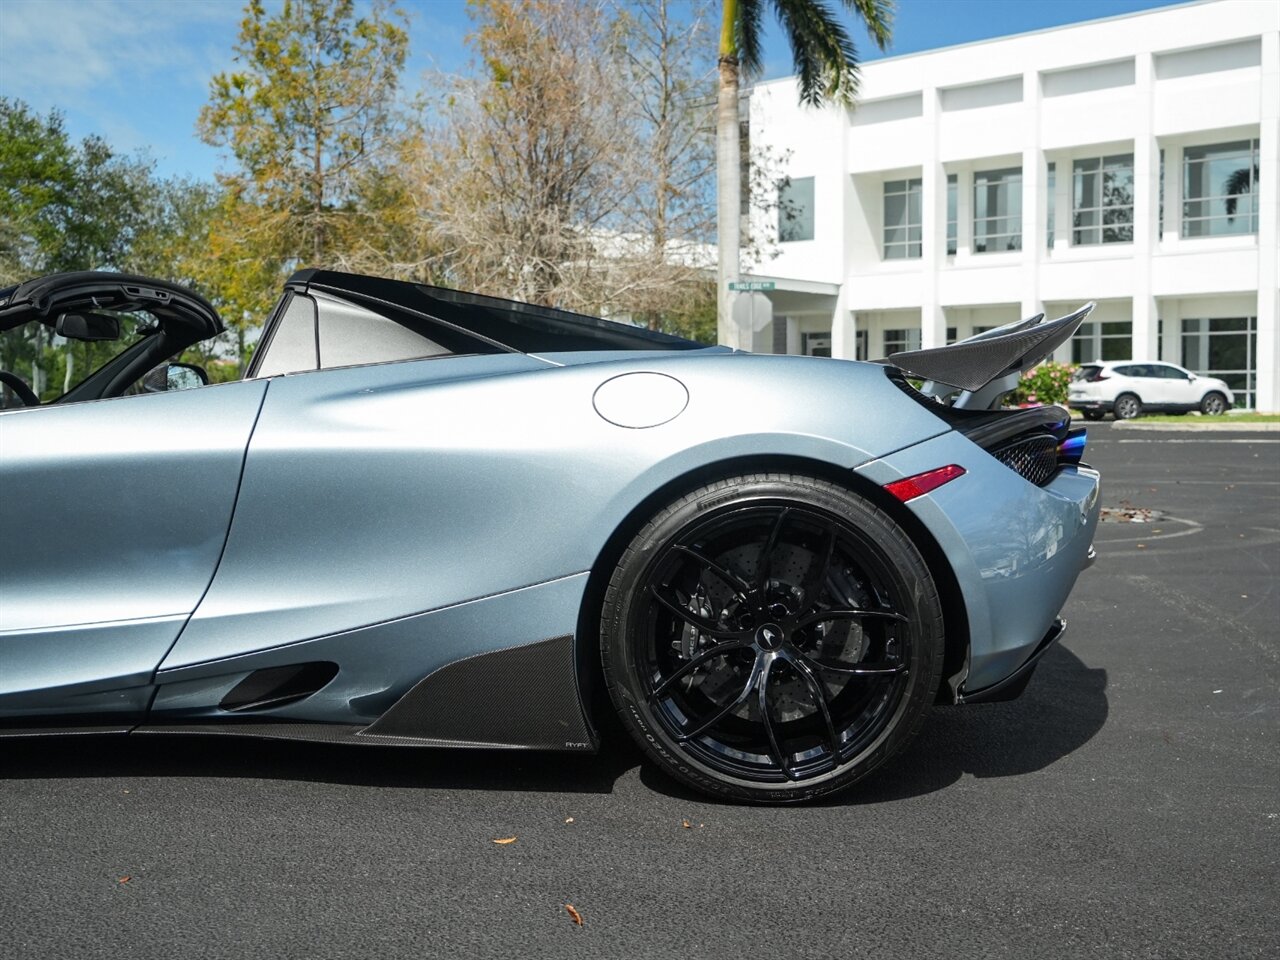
<box><xmin>1200</xmin><ymin>392</ymin><xmax>1227</xmax><ymax>416</ymax></box>
<box><xmin>599</xmin><ymin>473</ymin><xmax>943</xmax><ymax>804</ymax></box>
<box><xmin>1113</xmin><ymin>393</ymin><xmax>1142</xmax><ymax>420</ymax></box>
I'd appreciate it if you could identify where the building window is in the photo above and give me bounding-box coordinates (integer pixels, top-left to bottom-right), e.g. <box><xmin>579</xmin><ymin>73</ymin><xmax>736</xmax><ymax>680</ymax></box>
<box><xmin>1072</xmin><ymin>154</ymin><xmax>1134</xmax><ymax>245</ymax></box>
<box><xmin>1071</xmin><ymin>321</ymin><xmax>1132</xmax><ymax>363</ymax></box>
<box><xmin>945</xmin><ymin>326</ymin><xmax>957</xmax><ymax>344</ymax></box>
<box><xmin>802</xmin><ymin>332</ymin><xmax>831</xmax><ymax>357</ymax></box>
<box><xmin>1183</xmin><ymin>140</ymin><xmax>1260</xmax><ymax>237</ymax></box>
<box><xmin>883</xmin><ymin>178</ymin><xmax>922</xmax><ymax>259</ymax></box>
<box><xmin>778</xmin><ymin>176</ymin><xmax>815</xmax><ymax>242</ymax></box>
<box><xmin>973</xmin><ymin>167</ymin><xmax>1021</xmax><ymax>253</ymax></box>
<box><xmin>1182</xmin><ymin>317</ymin><xmax>1257</xmax><ymax>408</ymax></box>
<box><xmin>946</xmin><ymin>174</ymin><xmax>957</xmax><ymax>255</ymax></box>
<box><xmin>884</xmin><ymin>327</ymin><xmax>921</xmax><ymax>356</ymax></box>
<box><xmin>1047</xmin><ymin>162</ymin><xmax>1055</xmax><ymax>248</ymax></box>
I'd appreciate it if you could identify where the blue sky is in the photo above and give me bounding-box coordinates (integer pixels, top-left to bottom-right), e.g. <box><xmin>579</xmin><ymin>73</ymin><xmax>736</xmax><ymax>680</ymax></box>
<box><xmin>0</xmin><ymin>0</ymin><xmax>1190</xmax><ymax>182</ymax></box>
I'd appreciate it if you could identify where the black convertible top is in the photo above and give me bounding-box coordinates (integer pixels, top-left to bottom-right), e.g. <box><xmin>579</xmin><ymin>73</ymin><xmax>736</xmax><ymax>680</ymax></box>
<box><xmin>288</xmin><ymin>268</ymin><xmax>703</xmax><ymax>354</ymax></box>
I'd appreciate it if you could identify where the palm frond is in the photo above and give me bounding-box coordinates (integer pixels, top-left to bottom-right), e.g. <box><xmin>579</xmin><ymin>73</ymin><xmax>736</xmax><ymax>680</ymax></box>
<box><xmin>736</xmin><ymin>0</ymin><xmax>766</xmax><ymax>75</ymax></box>
<box><xmin>842</xmin><ymin>0</ymin><xmax>893</xmax><ymax>49</ymax></box>
<box><xmin>770</xmin><ymin>0</ymin><xmax>860</xmax><ymax>105</ymax></box>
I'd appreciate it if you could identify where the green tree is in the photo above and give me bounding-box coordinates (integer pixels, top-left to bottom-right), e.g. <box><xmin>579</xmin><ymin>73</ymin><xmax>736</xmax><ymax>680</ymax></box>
<box><xmin>714</xmin><ymin>0</ymin><xmax>892</xmax><ymax>346</ymax></box>
<box><xmin>0</xmin><ymin>98</ymin><xmax>198</xmax><ymax>399</ymax></box>
<box><xmin>199</xmin><ymin>0</ymin><xmax>411</xmax><ymax>271</ymax></box>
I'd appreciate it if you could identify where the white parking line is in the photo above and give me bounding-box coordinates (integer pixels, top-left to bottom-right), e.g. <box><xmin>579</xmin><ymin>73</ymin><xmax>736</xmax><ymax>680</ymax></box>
<box><xmin>1111</xmin><ymin>438</ymin><xmax>1280</xmax><ymax>444</ymax></box>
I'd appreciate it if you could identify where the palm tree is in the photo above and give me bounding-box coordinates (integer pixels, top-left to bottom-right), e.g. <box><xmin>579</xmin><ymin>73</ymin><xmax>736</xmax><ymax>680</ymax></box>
<box><xmin>1224</xmin><ymin>163</ymin><xmax>1259</xmax><ymax>220</ymax></box>
<box><xmin>716</xmin><ymin>0</ymin><xmax>892</xmax><ymax>346</ymax></box>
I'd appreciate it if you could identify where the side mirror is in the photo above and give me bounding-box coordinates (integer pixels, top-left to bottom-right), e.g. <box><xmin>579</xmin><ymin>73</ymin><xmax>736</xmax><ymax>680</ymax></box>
<box><xmin>55</xmin><ymin>311</ymin><xmax>121</xmax><ymax>342</ymax></box>
<box><xmin>142</xmin><ymin>362</ymin><xmax>209</xmax><ymax>393</ymax></box>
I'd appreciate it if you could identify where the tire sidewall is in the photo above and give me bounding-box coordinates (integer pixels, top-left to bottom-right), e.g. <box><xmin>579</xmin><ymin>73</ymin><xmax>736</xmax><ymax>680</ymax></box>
<box><xmin>599</xmin><ymin>474</ymin><xmax>944</xmax><ymax>804</ymax></box>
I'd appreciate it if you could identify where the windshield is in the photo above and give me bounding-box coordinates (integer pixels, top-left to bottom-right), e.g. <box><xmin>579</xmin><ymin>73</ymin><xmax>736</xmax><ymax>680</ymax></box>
<box><xmin>0</xmin><ymin>309</ymin><xmax>159</xmax><ymax>407</ymax></box>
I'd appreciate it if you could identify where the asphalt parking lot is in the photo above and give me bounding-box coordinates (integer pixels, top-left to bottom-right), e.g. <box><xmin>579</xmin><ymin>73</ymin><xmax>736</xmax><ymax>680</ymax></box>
<box><xmin>2</xmin><ymin>422</ymin><xmax>1277</xmax><ymax>960</ymax></box>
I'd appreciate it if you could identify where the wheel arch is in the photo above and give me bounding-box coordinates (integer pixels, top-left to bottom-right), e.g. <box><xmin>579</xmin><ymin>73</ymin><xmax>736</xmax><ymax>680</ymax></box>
<box><xmin>573</xmin><ymin>452</ymin><xmax>971</xmax><ymax>735</ymax></box>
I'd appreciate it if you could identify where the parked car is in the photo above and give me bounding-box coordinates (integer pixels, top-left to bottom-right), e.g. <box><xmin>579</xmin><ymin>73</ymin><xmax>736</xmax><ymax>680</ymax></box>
<box><xmin>0</xmin><ymin>271</ymin><xmax>1100</xmax><ymax>804</ymax></box>
<box><xmin>1068</xmin><ymin>360</ymin><xmax>1234</xmax><ymax>420</ymax></box>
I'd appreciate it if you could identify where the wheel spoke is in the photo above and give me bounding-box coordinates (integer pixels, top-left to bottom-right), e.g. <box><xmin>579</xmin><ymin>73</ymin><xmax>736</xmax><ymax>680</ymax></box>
<box><xmin>649</xmin><ymin>585</ymin><xmax>745</xmax><ymax>640</ymax></box>
<box><xmin>793</xmin><ymin>649</ymin><xmax>906</xmax><ymax>677</ymax></box>
<box><xmin>671</xmin><ymin>544</ymin><xmax>752</xmax><ymax>598</ymax></box>
<box><xmin>788</xmin><ymin>654</ymin><xmax>841</xmax><ymax>759</ymax></box>
<box><xmin>650</xmin><ymin>639</ymin><xmax>750</xmax><ymax>700</ymax></box>
<box><xmin>796</xmin><ymin>607</ymin><xmax>908</xmax><ymax>630</ymax></box>
<box><xmin>676</xmin><ymin>653</ymin><xmax>764</xmax><ymax>741</ymax></box>
<box><xmin>797</xmin><ymin>521</ymin><xmax>837</xmax><ymax>607</ymax></box>
<box><xmin>755</xmin><ymin>508</ymin><xmax>791</xmax><ymax>592</ymax></box>
<box><xmin>757</xmin><ymin>657</ymin><xmax>798</xmax><ymax>780</ymax></box>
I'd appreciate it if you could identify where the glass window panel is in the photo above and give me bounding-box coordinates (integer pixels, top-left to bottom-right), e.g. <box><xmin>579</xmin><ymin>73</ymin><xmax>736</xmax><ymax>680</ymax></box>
<box><xmin>1209</xmin><ymin>317</ymin><xmax>1248</xmax><ymax>332</ymax></box>
<box><xmin>884</xmin><ymin>193</ymin><xmax>908</xmax><ymax>228</ymax></box>
<box><xmin>1101</xmin><ymin>336</ymin><xmax>1131</xmax><ymax>361</ymax></box>
<box><xmin>778</xmin><ymin>176</ymin><xmax>815</xmax><ymax>242</ymax></box>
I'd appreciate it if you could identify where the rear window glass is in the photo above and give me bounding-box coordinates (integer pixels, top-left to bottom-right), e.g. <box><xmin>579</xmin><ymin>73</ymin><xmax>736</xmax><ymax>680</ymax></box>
<box><xmin>1073</xmin><ymin>365</ymin><xmax>1102</xmax><ymax>382</ymax></box>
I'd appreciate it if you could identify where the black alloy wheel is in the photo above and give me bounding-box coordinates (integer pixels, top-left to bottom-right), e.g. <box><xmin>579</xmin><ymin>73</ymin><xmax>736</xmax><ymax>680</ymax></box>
<box><xmin>600</xmin><ymin>474</ymin><xmax>943</xmax><ymax>804</ymax></box>
<box><xmin>1113</xmin><ymin>393</ymin><xmax>1142</xmax><ymax>420</ymax></box>
<box><xmin>1200</xmin><ymin>392</ymin><xmax>1227</xmax><ymax>416</ymax></box>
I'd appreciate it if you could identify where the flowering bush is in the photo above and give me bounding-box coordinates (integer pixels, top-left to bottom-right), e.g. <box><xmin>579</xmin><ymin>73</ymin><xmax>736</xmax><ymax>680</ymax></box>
<box><xmin>1011</xmin><ymin>361</ymin><xmax>1077</xmax><ymax>407</ymax></box>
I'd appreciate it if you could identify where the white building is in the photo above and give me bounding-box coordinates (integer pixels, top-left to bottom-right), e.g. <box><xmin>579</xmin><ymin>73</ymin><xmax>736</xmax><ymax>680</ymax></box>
<box><xmin>744</xmin><ymin>0</ymin><xmax>1279</xmax><ymax>410</ymax></box>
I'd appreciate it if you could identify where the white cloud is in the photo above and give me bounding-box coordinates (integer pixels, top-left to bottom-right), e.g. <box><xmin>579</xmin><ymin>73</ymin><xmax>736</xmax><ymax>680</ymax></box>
<box><xmin>0</xmin><ymin>0</ymin><xmax>239</xmax><ymax>107</ymax></box>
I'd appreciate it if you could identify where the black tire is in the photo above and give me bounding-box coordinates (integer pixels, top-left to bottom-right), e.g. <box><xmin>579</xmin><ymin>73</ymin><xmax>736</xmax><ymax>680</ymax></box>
<box><xmin>599</xmin><ymin>473</ymin><xmax>944</xmax><ymax>804</ymax></box>
<box><xmin>1113</xmin><ymin>393</ymin><xmax>1142</xmax><ymax>420</ymax></box>
<box><xmin>1082</xmin><ymin>410</ymin><xmax>1104</xmax><ymax>421</ymax></box>
<box><xmin>1200</xmin><ymin>392</ymin><xmax>1227</xmax><ymax>416</ymax></box>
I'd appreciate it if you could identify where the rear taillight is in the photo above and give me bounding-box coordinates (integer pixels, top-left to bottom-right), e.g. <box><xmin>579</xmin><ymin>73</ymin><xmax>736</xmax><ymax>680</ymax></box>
<box><xmin>884</xmin><ymin>464</ymin><xmax>966</xmax><ymax>502</ymax></box>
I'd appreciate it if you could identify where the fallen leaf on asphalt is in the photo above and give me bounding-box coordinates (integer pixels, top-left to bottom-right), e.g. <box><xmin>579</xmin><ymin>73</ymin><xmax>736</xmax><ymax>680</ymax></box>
<box><xmin>564</xmin><ymin>817</ymin><xmax>574</xmax><ymax>823</ymax></box>
<box><xmin>681</xmin><ymin>819</ymin><xmax>691</xmax><ymax>829</ymax></box>
<box><xmin>1137</xmin><ymin>544</ymin><xmax>1146</xmax><ymax>549</ymax></box>
<box><xmin>118</xmin><ymin>877</ymin><xmax>131</xmax><ymax>884</ymax></box>
<box><xmin>565</xmin><ymin>904</ymin><xmax>583</xmax><ymax>926</ymax></box>
<box><xmin>492</xmin><ymin>837</ymin><xmax>517</xmax><ymax>845</ymax></box>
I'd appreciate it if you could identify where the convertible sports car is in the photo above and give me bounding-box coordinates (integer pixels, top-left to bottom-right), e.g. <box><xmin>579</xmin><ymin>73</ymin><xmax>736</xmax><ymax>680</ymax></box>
<box><xmin>0</xmin><ymin>270</ymin><xmax>1100</xmax><ymax>803</ymax></box>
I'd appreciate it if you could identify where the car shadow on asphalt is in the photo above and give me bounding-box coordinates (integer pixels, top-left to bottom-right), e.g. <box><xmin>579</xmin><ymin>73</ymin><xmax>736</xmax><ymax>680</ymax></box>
<box><xmin>0</xmin><ymin>728</ymin><xmax>644</xmax><ymax>795</ymax></box>
<box><xmin>637</xmin><ymin>643</ymin><xmax>1110</xmax><ymax>806</ymax></box>
<box><xmin>0</xmin><ymin>645</ymin><xmax>1105</xmax><ymax>803</ymax></box>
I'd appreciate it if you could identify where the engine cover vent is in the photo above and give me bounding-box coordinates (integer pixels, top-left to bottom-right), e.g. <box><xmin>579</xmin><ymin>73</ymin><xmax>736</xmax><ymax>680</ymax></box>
<box><xmin>991</xmin><ymin>433</ymin><xmax>1059</xmax><ymax>487</ymax></box>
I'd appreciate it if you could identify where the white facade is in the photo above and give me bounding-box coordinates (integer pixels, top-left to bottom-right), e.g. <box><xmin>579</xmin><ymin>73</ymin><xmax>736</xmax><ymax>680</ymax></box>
<box><xmin>745</xmin><ymin>0</ymin><xmax>1280</xmax><ymax>410</ymax></box>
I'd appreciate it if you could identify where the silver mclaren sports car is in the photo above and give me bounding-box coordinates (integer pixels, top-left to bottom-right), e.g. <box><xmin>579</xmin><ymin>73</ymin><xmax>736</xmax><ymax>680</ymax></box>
<box><xmin>0</xmin><ymin>270</ymin><xmax>1100</xmax><ymax>803</ymax></box>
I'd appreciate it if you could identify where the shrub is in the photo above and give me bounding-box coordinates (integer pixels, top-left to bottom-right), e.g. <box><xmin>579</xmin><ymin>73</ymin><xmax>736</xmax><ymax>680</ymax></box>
<box><xmin>1011</xmin><ymin>360</ymin><xmax>1077</xmax><ymax>407</ymax></box>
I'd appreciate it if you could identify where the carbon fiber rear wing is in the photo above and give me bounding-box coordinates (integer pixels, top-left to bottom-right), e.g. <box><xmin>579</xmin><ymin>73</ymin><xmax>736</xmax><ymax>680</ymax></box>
<box><xmin>888</xmin><ymin>303</ymin><xmax>1095</xmax><ymax>410</ymax></box>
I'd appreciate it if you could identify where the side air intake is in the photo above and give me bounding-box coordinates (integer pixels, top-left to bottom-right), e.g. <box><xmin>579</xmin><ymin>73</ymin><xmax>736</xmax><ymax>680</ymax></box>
<box><xmin>219</xmin><ymin>662</ymin><xmax>339</xmax><ymax>713</ymax></box>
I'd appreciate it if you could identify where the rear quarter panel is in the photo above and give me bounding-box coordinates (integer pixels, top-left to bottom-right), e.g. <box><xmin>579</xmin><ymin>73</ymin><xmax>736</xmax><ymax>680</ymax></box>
<box><xmin>163</xmin><ymin>351</ymin><xmax>949</xmax><ymax>670</ymax></box>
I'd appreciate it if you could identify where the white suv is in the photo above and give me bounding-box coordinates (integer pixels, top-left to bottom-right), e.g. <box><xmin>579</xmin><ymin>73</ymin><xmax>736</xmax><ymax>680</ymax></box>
<box><xmin>1068</xmin><ymin>361</ymin><xmax>1235</xmax><ymax>420</ymax></box>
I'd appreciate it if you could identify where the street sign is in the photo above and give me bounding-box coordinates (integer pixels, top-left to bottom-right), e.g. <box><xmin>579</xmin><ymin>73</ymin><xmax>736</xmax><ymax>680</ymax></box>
<box><xmin>727</xmin><ymin>280</ymin><xmax>775</xmax><ymax>292</ymax></box>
